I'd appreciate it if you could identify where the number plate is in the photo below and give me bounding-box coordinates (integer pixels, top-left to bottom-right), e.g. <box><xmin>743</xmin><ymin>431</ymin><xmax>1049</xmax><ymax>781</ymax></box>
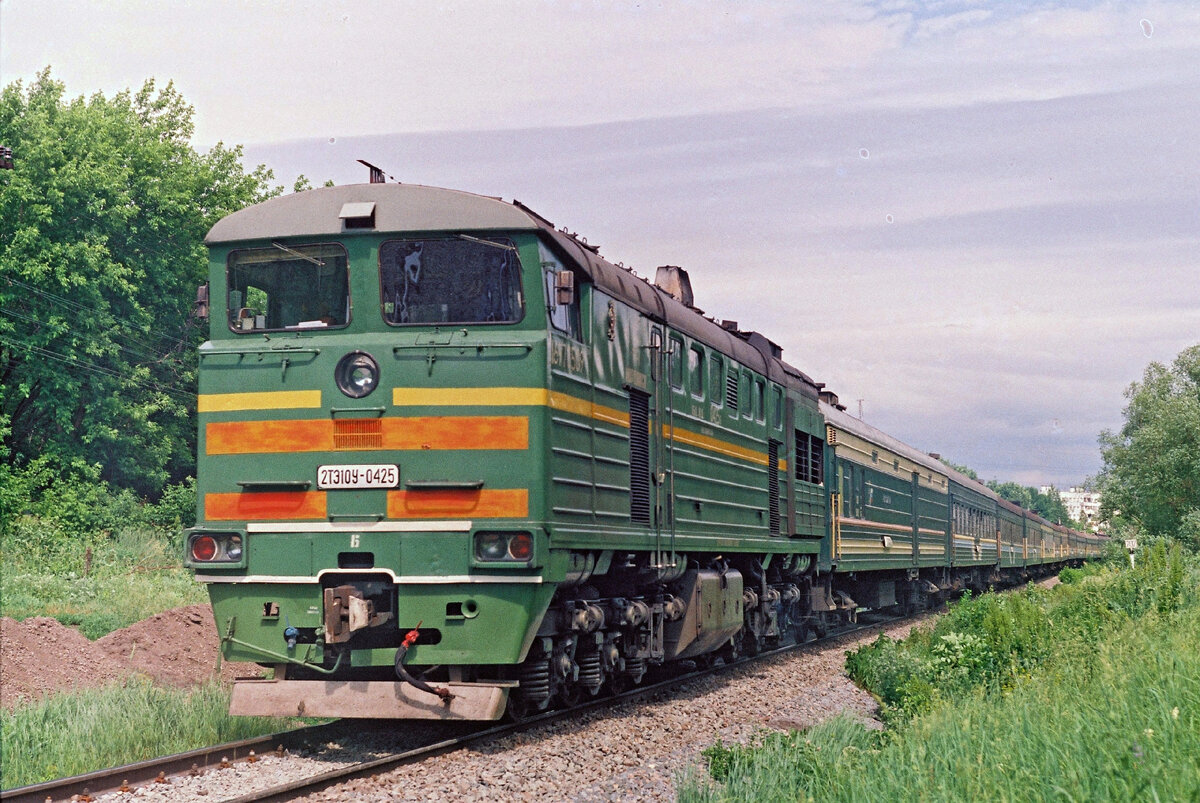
<box><xmin>317</xmin><ymin>464</ymin><xmax>399</xmax><ymax>490</ymax></box>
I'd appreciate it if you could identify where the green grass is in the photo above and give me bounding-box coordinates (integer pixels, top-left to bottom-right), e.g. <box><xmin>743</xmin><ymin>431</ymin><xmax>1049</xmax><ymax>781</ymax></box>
<box><xmin>1</xmin><ymin>518</ymin><xmax>206</xmax><ymax>637</ymax></box>
<box><xmin>681</xmin><ymin>543</ymin><xmax>1200</xmax><ymax>802</ymax></box>
<box><xmin>0</xmin><ymin>677</ymin><xmax>293</xmax><ymax>790</ymax></box>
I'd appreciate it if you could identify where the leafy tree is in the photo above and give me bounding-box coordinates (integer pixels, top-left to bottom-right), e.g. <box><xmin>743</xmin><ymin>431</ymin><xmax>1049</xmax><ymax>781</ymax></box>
<box><xmin>0</xmin><ymin>69</ymin><xmax>277</xmax><ymax>498</ymax></box>
<box><xmin>1100</xmin><ymin>344</ymin><xmax>1200</xmax><ymax>545</ymax></box>
<box><xmin>989</xmin><ymin>481</ymin><xmax>1073</xmax><ymax>525</ymax></box>
<box><xmin>938</xmin><ymin>459</ymin><xmax>979</xmax><ymax>481</ymax></box>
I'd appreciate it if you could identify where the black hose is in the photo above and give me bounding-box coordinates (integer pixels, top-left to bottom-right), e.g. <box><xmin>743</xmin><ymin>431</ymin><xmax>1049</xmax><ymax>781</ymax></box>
<box><xmin>394</xmin><ymin>643</ymin><xmax>454</xmax><ymax>703</ymax></box>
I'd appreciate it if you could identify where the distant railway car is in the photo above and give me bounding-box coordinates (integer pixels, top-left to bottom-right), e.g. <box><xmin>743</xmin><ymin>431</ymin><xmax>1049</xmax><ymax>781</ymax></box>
<box><xmin>186</xmin><ymin>181</ymin><xmax>1100</xmax><ymax>721</ymax></box>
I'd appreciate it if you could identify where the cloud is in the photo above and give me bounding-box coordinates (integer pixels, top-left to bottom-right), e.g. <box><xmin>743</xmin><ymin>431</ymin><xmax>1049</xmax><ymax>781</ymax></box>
<box><xmin>7</xmin><ymin>0</ymin><xmax>1198</xmax><ymax>487</ymax></box>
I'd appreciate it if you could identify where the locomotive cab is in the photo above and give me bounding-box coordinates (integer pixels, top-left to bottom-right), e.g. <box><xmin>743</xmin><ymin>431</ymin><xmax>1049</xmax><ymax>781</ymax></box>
<box><xmin>190</xmin><ymin>184</ymin><xmax>564</xmax><ymax>718</ymax></box>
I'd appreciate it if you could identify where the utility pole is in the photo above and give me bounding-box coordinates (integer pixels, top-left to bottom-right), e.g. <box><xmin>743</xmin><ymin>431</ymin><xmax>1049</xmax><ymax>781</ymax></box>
<box><xmin>857</xmin><ymin>398</ymin><xmax>864</xmax><ymax>420</ymax></box>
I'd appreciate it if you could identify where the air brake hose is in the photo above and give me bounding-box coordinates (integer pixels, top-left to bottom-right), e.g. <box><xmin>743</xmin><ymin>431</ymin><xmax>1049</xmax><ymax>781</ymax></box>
<box><xmin>394</xmin><ymin>623</ymin><xmax>454</xmax><ymax>703</ymax></box>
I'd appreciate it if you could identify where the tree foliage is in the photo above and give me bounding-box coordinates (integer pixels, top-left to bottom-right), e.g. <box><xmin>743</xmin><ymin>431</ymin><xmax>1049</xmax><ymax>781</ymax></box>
<box><xmin>986</xmin><ymin>481</ymin><xmax>1074</xmax><ymax>526</ymax></box>
<box><xmin>0</xmin><ymin>69</ymin><xmax>277</xmax><ymax>498</ymax></box>
<box><xmin>1100</xmin><ymin>344</ymin><xmax>1200</xmax><ymax>544</ymax></box>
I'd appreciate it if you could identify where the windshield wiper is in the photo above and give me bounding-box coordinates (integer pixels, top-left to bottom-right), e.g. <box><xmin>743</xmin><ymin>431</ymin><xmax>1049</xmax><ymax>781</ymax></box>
<box><xmin>456</xmin><ymin>234</ymin><xmax>517</xmax><ymax>252</ymax></box>
<box><xmin>272</xmin><ymin>241</ymin><xmax>326</xmax><ymax>266</ymax></box>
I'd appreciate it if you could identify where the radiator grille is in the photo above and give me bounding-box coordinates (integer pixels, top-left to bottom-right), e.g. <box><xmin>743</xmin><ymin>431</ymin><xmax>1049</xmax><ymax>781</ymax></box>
<box><xmin>768</xmin><ymin>440</ymin><xmax>781</xmax><ymax>534</ymax></box>
<box><xmin>334</xmin><ymin>418</ymin><xmax>383</xmax><ymax>449</ymax></box>
<box><xmin>629</xmin><ymin>390</ymin><xmax>651</xmax><ymax>525</ymax></box>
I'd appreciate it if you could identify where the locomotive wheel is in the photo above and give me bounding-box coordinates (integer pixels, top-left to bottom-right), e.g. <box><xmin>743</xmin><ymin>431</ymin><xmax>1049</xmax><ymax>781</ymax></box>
<box><xmin>557</xmin><ymin>683</ymin><xmax>585</xmax><ymax>709</ymax></box>
<box><xmin>604</xmin><ymin>674</ymin><xmax>631</xmax><ymax>697</ymax></box>
<box><xmin>718</xmin><ymin>635</ymin><xmax>741</xmax><ymax>664</ymax></box>
<box><xmin>504</xmin><ymin>693</ymin><xmax>537</xmax><ymax>723</ymax></box>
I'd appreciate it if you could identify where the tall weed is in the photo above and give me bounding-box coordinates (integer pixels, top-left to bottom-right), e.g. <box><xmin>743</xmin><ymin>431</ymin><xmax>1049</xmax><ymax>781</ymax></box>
<box><xmin>1</xmin><ymin>678</ymin><xmax>291</xmax><ymax>789</ymax></box>
<box><xmin>684</xmin><ymin>551</ymin><xmax>1200</xmax><ymax>802</ymax></box>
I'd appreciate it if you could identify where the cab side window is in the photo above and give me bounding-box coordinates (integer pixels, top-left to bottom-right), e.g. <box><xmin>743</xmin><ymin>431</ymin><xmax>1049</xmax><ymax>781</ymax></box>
<box><xmin>689</xmin><ymin>345</ymin><xmax>704</xmax><ymax>399</ymax></box>
<box><xmin>541</xmin><ymin>246</ymin><xmax>582</xmax><ymax>341</ymax></box>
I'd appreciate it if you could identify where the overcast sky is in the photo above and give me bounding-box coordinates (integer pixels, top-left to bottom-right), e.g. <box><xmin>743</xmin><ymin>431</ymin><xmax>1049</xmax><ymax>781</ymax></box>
<box><xmin>3</xmin><ymin>0</ymin><xmax>1198</xmax><ymax>487</ymax></box>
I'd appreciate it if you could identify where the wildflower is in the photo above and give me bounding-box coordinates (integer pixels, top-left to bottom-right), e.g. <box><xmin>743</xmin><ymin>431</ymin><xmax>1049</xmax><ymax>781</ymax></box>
<box><xmin>1144</xmin><ymin>728</ymin><xmax>1154</xmax><ymax>738</ymax></box>
<box><xmin>1172</xmin><ymin>707</ymin><xmax>1180</xmax><ymax>720</ymax></box>
<box><xmin>1132</xmin><ymin>743</ymin><xmax>1144</xmax><ymax>760</ymax></box>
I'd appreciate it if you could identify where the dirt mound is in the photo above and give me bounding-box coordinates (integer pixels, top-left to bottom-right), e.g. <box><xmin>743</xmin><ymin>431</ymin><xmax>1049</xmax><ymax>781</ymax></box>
<box><xmin>1</xmin><ymin>605</ymin><xmax>264</xmax><ymax>710</ymax></box>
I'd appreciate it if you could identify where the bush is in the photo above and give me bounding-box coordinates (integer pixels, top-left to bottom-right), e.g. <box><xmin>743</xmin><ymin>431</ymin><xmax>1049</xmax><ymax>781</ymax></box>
<box><xmin>683</xmin><ymin>549</ymin><xmax>1200</xmax><ymax>802</ymax></box>
<box><xmin>0</xmin><ymin>460</ymin><xmax>197</xmax><ymax>540</ymax></box>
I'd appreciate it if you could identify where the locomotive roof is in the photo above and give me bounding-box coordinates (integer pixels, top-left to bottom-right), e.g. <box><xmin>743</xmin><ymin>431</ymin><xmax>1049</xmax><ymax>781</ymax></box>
<box><xmin>205</xmin><ymin>183</ymin><xmax>538</xmax><ymax>243</ymax></box>
<box><xmin>206</xmin><ymin>183</ymin><xmax>821</xmax><ymax>399</ymax></box>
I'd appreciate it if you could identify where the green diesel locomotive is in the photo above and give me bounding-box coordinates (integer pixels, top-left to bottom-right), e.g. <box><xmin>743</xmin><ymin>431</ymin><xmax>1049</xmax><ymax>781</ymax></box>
<box><xmin>186</xmin><ymin>181</ymin><xmax>1103</xmax><ymax>720</ymax></box>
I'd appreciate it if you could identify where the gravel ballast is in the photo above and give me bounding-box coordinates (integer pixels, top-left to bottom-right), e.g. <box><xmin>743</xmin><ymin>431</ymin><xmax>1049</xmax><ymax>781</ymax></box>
<box><xmin>88</xmin><ymin>614</ymin><xmax>932</xmax><ymax>802</ymax></box>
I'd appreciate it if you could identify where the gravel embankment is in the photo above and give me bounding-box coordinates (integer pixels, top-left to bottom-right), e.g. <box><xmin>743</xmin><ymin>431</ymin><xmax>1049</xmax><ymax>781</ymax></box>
<box><xmin>95</xmin><ymin>613</ymin><xmax>932</xmax><ymax>802</ymax></box>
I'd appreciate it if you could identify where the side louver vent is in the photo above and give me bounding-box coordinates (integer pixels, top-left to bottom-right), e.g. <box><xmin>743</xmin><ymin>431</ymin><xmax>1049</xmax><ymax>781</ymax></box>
<box><xmin>629</xmin><ymin>390</ymin><xmax>651</xmax><ymax>525</ymax></box>
<box><xmin>826</xmin><ymin>424</ymin><xmax>837</xmax><ymax>445</ymax></box>
<box><xmin>624</xmin><ymin>388</ymin><xmax>652</xmax><ymax>523</ymax></box>
<box><xmin>768</xmin><ymin>440</ymin><xmax>781</xmax><ymax>534</ymax></box>
<box><xmin>725</xmin><ymin>371</ymin><xmax>739</xmax><ymax>410</ymax></box>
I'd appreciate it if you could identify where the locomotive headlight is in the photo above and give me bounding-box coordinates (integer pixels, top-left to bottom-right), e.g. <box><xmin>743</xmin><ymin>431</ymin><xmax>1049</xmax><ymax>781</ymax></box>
<box><xmin>475</xmin><ymin>532</ymin><xmax>508</xmax><ymax>561</ymax></box>
<box><xmin>335</xmin><ymin>351</ymin><xmax>379</xmax><ymax>398</ymax></box>
<box><xmin>224</xmin><ymin>535</ymin><xmax>243</xmax><ymax>561</ymax></box>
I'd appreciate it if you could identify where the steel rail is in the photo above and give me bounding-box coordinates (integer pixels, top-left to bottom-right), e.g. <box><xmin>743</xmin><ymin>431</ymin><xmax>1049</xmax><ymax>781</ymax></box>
<box><xmin>5</xmin><ymin>609</ymin><xmax>920</xmax><ymax>803</ymax></box>
<box><xmin>1</xmin><ymin>721</ymin><xmax>351</xmax><ymax>803</ymax></box>
<box><xmin>230</xmin><ymin>611</ymin><xmax>914</xmax><ymax>802</ymax></box>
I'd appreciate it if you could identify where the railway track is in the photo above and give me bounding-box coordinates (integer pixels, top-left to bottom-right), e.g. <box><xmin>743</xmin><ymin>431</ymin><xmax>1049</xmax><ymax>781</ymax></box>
<box><xmin>4</xmin><ymin>610</ymin><xmax>915</xmax><ymax>803</ymax></box>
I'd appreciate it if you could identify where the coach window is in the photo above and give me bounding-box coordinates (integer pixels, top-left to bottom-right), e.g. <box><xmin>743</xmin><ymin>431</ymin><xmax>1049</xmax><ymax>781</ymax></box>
<box><xmin>771</xmin><ymin>387</ymin><xmax>783</xmax><ymax>429</ymax></box>
<box><xmin>689</xmin><ymin>345</ymin><xmax>704</xmax><ymax>399</ymax></box>
<box><xmin>228</xmin><ymin>243</ymin><xmax>349</xmax><ymax>333</ymax></box>
<box><xmin>754</xmin><ymin>378</ymin><xmax>766</xmax><ymax>422</ymax></box>
<box><xmin>741</xmin><ymin>370</ymin><xmax>752</xmax><ymax>418</ymax></box>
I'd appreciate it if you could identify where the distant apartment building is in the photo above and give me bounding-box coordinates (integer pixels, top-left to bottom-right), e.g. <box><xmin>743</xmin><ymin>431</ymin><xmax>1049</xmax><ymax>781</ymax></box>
<box><xmin>1040</xmin><ymin>486</ymin><xmax>1104</xmax><ymax>530</ymax></box>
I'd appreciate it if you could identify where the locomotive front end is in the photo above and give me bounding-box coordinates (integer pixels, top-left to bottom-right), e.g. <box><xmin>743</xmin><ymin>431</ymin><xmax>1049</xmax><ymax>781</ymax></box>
<box><xmin>189</xmin><ymin>185</ymin><xmax>556</xmax><ymax>718</ymax></box>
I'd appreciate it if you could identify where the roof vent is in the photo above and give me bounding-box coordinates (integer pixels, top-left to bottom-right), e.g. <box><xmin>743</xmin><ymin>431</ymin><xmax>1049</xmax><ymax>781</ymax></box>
<box><xmin>654</xmin><ymin>266</ymin><xmax>694</xmax><ymax>307</ymax></box>
<box><xmin>339</xmin><ymin>201</ymin><xmax>376</xmax><ymax>230</ymax></box>
<box><xmin>745</xmin><ymin>331</ymin><xmax>783</xmax><ymax>359</ymax></box>
<box><xmin>819</xmin><ymin>389</ymin><xmax>840</xmax><ymax>407</ymax></box>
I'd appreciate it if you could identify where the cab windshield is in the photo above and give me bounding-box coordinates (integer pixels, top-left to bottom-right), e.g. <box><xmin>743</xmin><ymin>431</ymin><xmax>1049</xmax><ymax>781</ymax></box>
<box><xmin>380</xmin><ymin>237</ymin><xmax>523</xmax><ymax>325</ymax></box>
<box><xmin>227</xmin><ymin>243</ymin><xmax>349</xmax><ymax>332</ymax></box>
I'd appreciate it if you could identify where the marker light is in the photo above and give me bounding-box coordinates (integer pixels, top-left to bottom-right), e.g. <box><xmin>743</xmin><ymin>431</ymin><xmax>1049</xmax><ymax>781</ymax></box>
<box><xmin>191</xmin><ymin>535</ymin><xmax>218</xmax><ymax>562</ymax></box>
<box><xmin>507</xmin><ymin>533</ymin><xmax>533</xmax><ymax>561</ymax></box>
